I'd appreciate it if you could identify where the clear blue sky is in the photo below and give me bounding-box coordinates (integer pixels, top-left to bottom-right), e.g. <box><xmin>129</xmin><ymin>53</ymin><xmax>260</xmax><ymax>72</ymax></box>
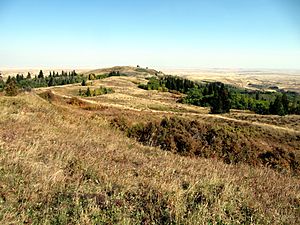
<box><xmin>0</xmin><ymin>0</ymin><xmax>299</xmax><ymax>69</ymax></box>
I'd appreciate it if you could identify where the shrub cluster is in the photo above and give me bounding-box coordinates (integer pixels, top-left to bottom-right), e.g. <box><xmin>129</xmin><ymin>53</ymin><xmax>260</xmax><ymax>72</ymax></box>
<box><xmin>112</xmin><ymin>116</ymin><xmax>300</xmax><ymax>175</ymax></box>
<box><xmin>79</xmin><ymin>86</ymin><xmax>114</xmax><ymax>97</ymax></box>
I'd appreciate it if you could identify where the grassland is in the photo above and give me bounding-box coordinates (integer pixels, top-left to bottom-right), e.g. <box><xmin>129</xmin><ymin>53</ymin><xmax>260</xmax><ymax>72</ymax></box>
<box><xmin>0</xmin><ymin>69</ymin><xmax>300</xmax><ymax>224</ymax></box>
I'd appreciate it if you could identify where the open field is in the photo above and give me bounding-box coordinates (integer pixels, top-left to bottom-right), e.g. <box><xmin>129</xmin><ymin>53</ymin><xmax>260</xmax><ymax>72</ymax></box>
<box><xmin>1</xmin><ymin>69</ymin><xmax>300</xmax><ymax>224</ymax></box>
<box><xmin>164</xmin><ymin>69</ymin><xmax>300</xmax><ymax>93</ymax></box>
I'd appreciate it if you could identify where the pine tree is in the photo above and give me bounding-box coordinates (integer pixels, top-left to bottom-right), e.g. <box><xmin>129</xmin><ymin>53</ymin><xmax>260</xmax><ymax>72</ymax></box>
<box><xmin>281</xmin><ymin>93</ymin><xmax>289</xmax><ymax>114</ymax></box>
<box><xmin>48</xmin><ymin>77</ymin><xmax>55</xmax><ymax>86</ymax></box>
<box><xmin>270</xmin><ymin>96</ymin><xmax>286</xmax><ymax>116</ymax></box>
<box><xmin>220</xmin><ymin>84</ymin><xmax>231</xmax><ymax>113</ymax></box>
<box><xmin>6</xmin><ymin>76</ymin><xmax>11</xmax><ymax>83</ymax></box>
<box><xmin>81</xmin><ymin>79</ymin><xmax>86</xmax><ymax>86</ymax></box>
<box><xmin>210</xmin><ymin>83</ymin><xmax>231</xmax><ymax>114</ymax></box>
<box><xmin>86</xmin><ymin>87</ymin><xmax>91</xmax><ymax>97</ymax></box>
<box><xmin>255</xmin><ymin>92</ymin><xmax>260</xmax><ymax>100</ymax></box>
<box><xmin>38</xmin><ymin>70</ymin><xmax>44</xmax><ymax>79</ymax></box>
<box><xmin>16</xmin><ymin>74</ymin><xmax>22</xmax><ymax>83</ymax></box>
<box><xmin>0</xmin><ymin>77</ymin><xmax>4</xmax><ymax>90</ymax></box>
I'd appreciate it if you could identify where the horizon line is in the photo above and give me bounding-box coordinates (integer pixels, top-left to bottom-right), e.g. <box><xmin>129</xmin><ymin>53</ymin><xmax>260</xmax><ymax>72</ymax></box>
<box><xmin>1</xmin><ymin>66</ymin><xmax>300</xmax><ymax>72</ymax></box>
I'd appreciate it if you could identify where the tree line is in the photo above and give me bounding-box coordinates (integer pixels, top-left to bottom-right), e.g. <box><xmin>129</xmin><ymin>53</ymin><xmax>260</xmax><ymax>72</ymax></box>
<box><xmin>139</xmin><ymin>76</ymin><xmax>300</xmax><ymax>115</ymax></box>
<box><xmin>0</xmin><ymin>70</ymin><xmax>123</xmax><ymax>96</ymax></box>
<box><xmin>0</xmin><ymin>70</ymin><xmax>84</xmax><ymax>95</ymax></box>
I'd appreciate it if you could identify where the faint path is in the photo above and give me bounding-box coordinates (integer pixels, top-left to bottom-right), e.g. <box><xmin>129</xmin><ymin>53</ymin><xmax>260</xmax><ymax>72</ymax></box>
<box><xmin>45</xmin><ymin>89</ymin><xmax>300</xmax><ymax>135</ymax></box>
<box><xmin>212</xmin><ymin>115</ymin><xmax>300</xmax><ymax>134</ymax></box>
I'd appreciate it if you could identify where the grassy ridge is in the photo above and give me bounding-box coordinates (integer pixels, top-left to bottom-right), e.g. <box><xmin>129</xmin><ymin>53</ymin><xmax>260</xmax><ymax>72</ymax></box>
<box><xmin>0</xmin><ymin>93</ymin><xmax>299</xmax><ymax>224</ymax></box>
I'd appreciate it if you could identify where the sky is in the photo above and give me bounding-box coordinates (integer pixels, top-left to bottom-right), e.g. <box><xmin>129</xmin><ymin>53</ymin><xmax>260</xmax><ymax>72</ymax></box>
<box><xmin>0</xmin><ymin>0</ymin><xmax>299</xmax><ymax>69</ymax></box>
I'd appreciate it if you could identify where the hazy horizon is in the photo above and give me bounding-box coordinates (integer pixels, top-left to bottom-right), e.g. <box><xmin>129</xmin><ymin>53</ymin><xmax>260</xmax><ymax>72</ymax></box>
<box><xmin>1</xmin><ymin>66</ymin><xmax>300</xmax><ymax>72</ymax></box>
<box><xmin>0</xmin><ymin>0</ymin><xmax>300</xmax><ymax>69</ymax></box>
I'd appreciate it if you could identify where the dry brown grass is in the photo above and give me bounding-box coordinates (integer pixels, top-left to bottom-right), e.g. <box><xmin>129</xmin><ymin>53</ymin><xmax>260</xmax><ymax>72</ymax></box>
<box><xmin>0</xmin><ymin>89</ymin><xmax>299</xmax><ymax>224</ymax></box>
<box><xmin>225</xmin><ymin>112</ymin><xmax>300</xmax><ymax>131</ymax></box>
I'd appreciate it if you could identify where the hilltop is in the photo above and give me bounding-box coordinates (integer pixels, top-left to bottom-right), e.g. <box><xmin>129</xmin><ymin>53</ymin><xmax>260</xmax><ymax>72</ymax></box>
<box><xmin>85</xmin><ymin>66</ymin><xmax>163</xmax><ymax>78</ymax></box>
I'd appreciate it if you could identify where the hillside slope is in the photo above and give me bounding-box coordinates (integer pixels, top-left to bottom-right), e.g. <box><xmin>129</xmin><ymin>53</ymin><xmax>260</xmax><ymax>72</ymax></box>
<box><xmin>1</xmin><ymin>75</ymin><xmax>300</xmax><ymax>224</ymax></box>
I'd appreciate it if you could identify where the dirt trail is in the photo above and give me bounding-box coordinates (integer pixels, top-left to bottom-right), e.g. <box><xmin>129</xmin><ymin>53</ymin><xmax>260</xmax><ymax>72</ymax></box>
<box><xmin>212</xmin><ymin>115</ymin><xmax>300</xmax><ymax>134</ymax></box>
<box><xmin>48</xmin><ymin>90</ymin><xmax>300</xmax><ymax>135</ymax></box>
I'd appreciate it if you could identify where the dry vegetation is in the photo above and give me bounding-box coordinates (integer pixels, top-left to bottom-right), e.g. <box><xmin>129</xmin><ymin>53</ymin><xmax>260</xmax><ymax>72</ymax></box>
<box><xmin>112</xmin><ymin>116</ymin><xmax>300</xmax><ymax>175</ymax></box>
<box><xmin>1</xmin><ymin>72</ymin><xmax>300</xmax><ymax>224</ymax></box>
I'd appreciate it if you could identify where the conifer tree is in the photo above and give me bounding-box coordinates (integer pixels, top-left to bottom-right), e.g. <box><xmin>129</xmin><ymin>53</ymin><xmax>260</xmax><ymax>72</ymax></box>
<box><xmin>0</xmin><ymin>77</ymin><xmax>4</xmax><ymax>90</ymax></box>
<box><xmin>48</xmin><ymin>77</ymin><xmax>55</xmax><ymax>86</ymax></box>
<box><xmin>86</xmin><ymin>87</ymin><xmax>91</xmax><ymax>97</ymax></box>
<box><xmin>255</xmin><ymin>92</ymin><xmax>260</xmax><ymax>100</ymax></box>
<box><xmin>38</xmin><ymin>70</ymin><xmax>44</xmax><ymax>79</ymax></box>
<box><xmin>6</xmin><ymin>76</ymin><xmax>11</xmax><ymax>83</ymax></box>
<box><xmin>270</xmin><ymin>96</ymin><xmax>286</xmax><ymax>116</ymax></box>
<box><xmin>210</xmin><ymin>83</ymin><xmax>231</xmax><ymax>114</ymax></box>
<box><xmin>281</xmin><ymin>93</ymin><xmax>289</xmax><ymax>114</ymax></box>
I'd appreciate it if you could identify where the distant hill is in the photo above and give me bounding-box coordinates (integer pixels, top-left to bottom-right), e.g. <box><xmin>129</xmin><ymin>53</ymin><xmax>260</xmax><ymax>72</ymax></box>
<box><xmin>85</xmin><ymin>66</ymin><xmax>164</xmax><ymax>77</ymax></box>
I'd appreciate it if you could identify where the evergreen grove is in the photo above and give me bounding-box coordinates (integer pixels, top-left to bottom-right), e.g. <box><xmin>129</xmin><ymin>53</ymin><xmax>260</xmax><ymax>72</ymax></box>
<box><xmin>139</xmin><ymin>76</ymin><xmax>300</xmax><ymax>115</ymax></box>
<box><xmin>0</xmin><ymin>70</ymin><xmax>83</xmax><ymax>92</ymax></box>
<box><xmin>0</xmin><ymin>70</ymin><xmax>122</xmax><ymax>95</ymax></box>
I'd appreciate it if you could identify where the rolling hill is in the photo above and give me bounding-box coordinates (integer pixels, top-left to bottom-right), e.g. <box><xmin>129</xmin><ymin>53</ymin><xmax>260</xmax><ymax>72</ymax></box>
<box><xmin>0</xmin><ymin>67</ymin><xmax>299</xmax><ymax>224</ymax></box>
